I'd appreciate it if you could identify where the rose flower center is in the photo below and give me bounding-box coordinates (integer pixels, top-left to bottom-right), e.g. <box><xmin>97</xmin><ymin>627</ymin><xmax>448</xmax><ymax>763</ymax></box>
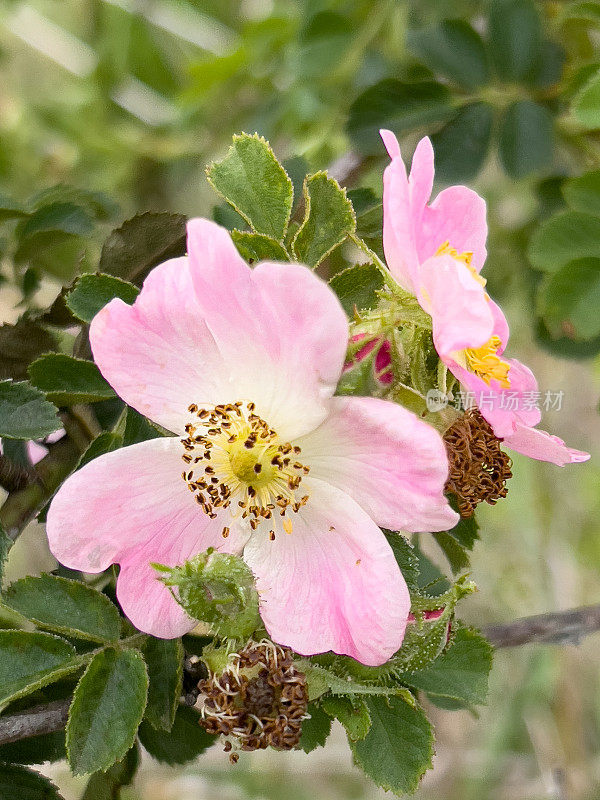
<box><xmin>181</xmin><ymin>401</ymin><xmax>309</xmax><ymax>540</ymax></box>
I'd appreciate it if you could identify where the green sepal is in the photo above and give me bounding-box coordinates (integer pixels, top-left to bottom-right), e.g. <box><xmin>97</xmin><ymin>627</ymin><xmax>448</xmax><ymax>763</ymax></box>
<box><xmin>153</xmin><ymin>549</ymin><xmax>260</xmax><ymax>641</ymax></box>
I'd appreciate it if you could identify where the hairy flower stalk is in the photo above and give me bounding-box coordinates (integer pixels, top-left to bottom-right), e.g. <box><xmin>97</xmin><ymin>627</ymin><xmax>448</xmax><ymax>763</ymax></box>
<box><xmin>443</xmin><ymin>408</ymin><xmax>513</xmax><ymax>518</ymax></box>
<box><xmin>196</xmin><ymin>640</ymin><xmax>308</xmax><ymax>759</ymax></box>
<box><xmin>47</xmin><ymin>218</ymin><xmax>458</xmax><ymax>666</ymax></box>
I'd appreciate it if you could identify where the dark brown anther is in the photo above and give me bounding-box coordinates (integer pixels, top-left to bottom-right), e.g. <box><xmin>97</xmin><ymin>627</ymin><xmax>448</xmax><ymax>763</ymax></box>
<box><xmin>443</xmin><ymin>407</ymin><xmax>513</xmax><ymax>517</ymax></box>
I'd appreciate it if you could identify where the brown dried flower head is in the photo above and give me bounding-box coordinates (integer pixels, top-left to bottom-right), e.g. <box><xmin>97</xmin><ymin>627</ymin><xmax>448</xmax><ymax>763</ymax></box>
<box><xmin>196</xmin><ymin>640</ymin><xmax>308</xmax><ymax>758</ymax></box>
<box><xmin>443</xmin><ymin>407</ymin><xmax>512</xmax><ymax>518</ymax></box>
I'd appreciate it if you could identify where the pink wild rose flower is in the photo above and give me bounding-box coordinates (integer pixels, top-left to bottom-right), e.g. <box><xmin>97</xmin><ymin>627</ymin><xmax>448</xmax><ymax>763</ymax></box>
<box><xmin>47</xmin><ymin>219</ymin><xmax>459</xmax><ymax>666</ymax></box>
<box><xmin>380</xmin><ymin>129</ymin><xmax>589</xmax><ymax>467</ymax></box>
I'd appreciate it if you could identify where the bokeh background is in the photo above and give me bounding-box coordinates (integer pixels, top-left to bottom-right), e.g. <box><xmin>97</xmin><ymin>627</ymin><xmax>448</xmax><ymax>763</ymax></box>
<box><xmin>1</xmin><ymin>1</ymin><xmax>599</xmax><ymax>798</ymax></box>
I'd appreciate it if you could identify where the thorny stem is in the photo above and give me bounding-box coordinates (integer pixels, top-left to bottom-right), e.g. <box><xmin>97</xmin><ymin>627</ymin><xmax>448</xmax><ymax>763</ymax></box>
<box><xmin>1</xmin><ymin>607</ymin><xmax>599</xmax><ymax>746</ymax></box>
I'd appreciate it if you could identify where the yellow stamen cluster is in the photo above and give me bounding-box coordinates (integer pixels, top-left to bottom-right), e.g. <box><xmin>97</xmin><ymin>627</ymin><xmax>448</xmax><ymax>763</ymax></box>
<box><xmin>435</xmin><ymin>240</ymin><xmax>487</xmax><ymax>289</ymax></box>
<box><xmin>464</xmin><ymin>335</ymin><xmax>511</xmax><ymax>388</ymax></box>
<box><xmin>181</xmin><ymin>401</ymin><xmax>309</xmax><ymax>540</ymax></box>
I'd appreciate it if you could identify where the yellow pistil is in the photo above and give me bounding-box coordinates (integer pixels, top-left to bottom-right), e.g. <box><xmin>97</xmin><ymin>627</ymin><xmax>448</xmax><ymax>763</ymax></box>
<box><xmin>463</xmin><ymin>336</ymin><xmax>511</xmax><ymax>388</ymax></box>
<box><xmin>180</xmin><ymin>401</ymin><xmax>309</xmax><ymax>539</ymax></box>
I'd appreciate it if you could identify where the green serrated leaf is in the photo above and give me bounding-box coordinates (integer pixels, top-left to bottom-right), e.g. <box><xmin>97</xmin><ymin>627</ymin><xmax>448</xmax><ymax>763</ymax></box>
<box><xmin>207</xmin><ymin>133</ymin><xmax>293</xmax><ymax>241</ymax></box>
<box><xmin>322</xmin><ymin>696</ymin><xmax>371</xmax><ymax>741</ymax></box>
<box><xmin>0</xmin><ymin>318</ymin><xmax>56</xmax><ymax>382</ymax></box>
<box><xmin>81</xmin><ymin>744</ymin><xmax>139</xmax><ymax>800</ymax></box>
<box><xmin>488</xmin><ymin>0</ymin><xmax>541</xmax><ymax>82</ymax></box>
<box><xmin>66</xmin><ymin>274</ymin><xmax>139</xmax><ymax>324</ymax></box>
<box><xmin>0</xmin><ymin>630</ymin><xmax>82</xmax><ymax>707</ymax></box>
<box><xmin>347</xmin><ymin>79</ymin><xmax>452</xmax><ymax>155</ymax></box>
<box><xmin>67</xmin><ymin>648</ymin><xmax>148</xmax><ymax>776</ymax></box>
<box><xmin>399</xmin><ymin>626</ymin><xmax>493</xmax><ymax>707</ymax></box>
<box><xmin>292</xmin><ymin>171</ymin><xmax>355</xmax><ymax>268</ymax></box>
<box><xmin>537</xmin><ymin>257</ymin><xmax>600</xmax><ymax>340</ymax></box>
<box><xmin>98</xmin><ymin>213</ymin><xmax>187</xmax><ymax>285</ymax></box>
<box><xmin>138</xmin><ymin>705</ymin><xmax>216</xmax><ymax>764</ymax></box>
<box><xmin>299</xmin><ymin>703</ymin><xmax>332</xmax><ymax>753</ymax></box>
<box><xmin>528</xmin><ymin>211</ymin><xmax>600</xmax><ymax>272</ymax></box>
<box><xmin>0</xmin><ymin>764</ymin><xmax>64</xmax><ymax>800</ymax></box>
<box><xmin>0</xmin><ymin>381</ymin><xmax>61</xmax><ymax>440</ymax></box>
<box><xmin>122</xmin><ymin>408</ymin><xmax>161</xmax><ymax>447</ymax></box>
<box><xmin>28</xmin><ymin>355</ymin><xmax>115</xmax><ymax>406</ymax></box>
<box><xmin>0</xmin><ymin>730</ymin><xmax>66</xmax><ymax>765</ymax></box>
<box><xmin>383</xmin><ymin>532</ymin><xmax>420</xmax><ymax>592</ymax></box>
<box><xmin>499</xmin><ymin>100</ymin><xmax>553</xmax><ymax>179</ymax></box>
<box><xmin>230</xmin><ymin>230</ymin><xmax>289</xmax><ymax>263</ymax></box>
<box><xmin>407</xmin><ymin>20</ymin><xmax>490</xmax><ymax>90</ymax></box>
<box><xmin>447</xmin><ymin>512</ymin><xmax>480</xmax><ymax>551</ymax></box>
<box><xmin>1</xmin><ymin>575</ymin><xmax>121</xmax><ymax>643</ymax></box>
<box><xmin>143</xmin><ymin>637</ymin><xmax>183</xmax><ymax>731</ymax></box>
<box><xmin>350</xmin><ymin>695</ymin><xmax>434</xmax><ymax>794</ymax></box>
<box><xmin>432</xmin><ymin>531</ymin><xmax>470</xmax><ymax>574</ymax></box>
<box><xmin>77</xmin><ymin>432</ymin><xmax>124</xmax><ymax>469</ymax></box>
<box><xmin>329</xmin><ymin>263</ymin><xmax>384</xmax><ymax>315</ymax></box>
<box><xmin>19</xmin><ymin>203</ymin><xmax>94</xmax><ymax>239</ymax></box>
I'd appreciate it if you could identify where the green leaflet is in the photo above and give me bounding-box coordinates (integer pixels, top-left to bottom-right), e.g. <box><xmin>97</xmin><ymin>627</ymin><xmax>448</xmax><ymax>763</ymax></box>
<box><xmin>66</xmin><ymin>273</ymin><xmax>139</xmax><ymax>323</ymax></box>
<box><xmin>350</xmin><ymin>695</ymin><xmax>434</xmax><ymax>795</ymax></box>
<box><xmin>142</xmin><ymin>637</ymin><xmax>184</xmax><ymax>731</ymax></box>
<box><xmin>292</xmin><ymin>172</ymin><xmax>355</xmax><ymax>268</ymax></box>
<box><xmin>0</xmin><ymin>630</ymin><xmax>83</xmax><ymax>707</ymax></box>
<box><xmin>0</xmin><ymin>380</ymin><xmax>61</xmax><ymax>440</ymax></box>
<box><xmin>28</xmin><ymin>354</ymin><xmax>115</xmax><ymax>406</ymax></box>
<box><xmin>207</xmin><ymin>133</ymin><xmax>293</xmax><ymax>242</ymax></box>
<box><xmin>1</xmin><ymin>574</ymin><xmax>122</xmax><ymax>643</ymax></box>
<box><xmin>67</xmin><ymin>648</ymin><xmax>148</xmax><ymax>775</ymax></box>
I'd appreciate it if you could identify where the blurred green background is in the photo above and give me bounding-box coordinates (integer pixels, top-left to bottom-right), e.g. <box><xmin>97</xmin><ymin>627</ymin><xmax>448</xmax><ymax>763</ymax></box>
<box><xmin>1</xmin><ymin>0</ymin><xmax>599</xmax><ymax>798</ymax></box>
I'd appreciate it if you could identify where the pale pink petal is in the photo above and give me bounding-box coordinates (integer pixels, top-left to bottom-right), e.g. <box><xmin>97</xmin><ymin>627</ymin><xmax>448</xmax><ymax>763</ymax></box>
<box><xmin>381</xmin><ymin>130</ymin><xmax>420</xmax><ymax>292</ymax></box>
<box><xmin>92</xmin><ymin>220</ymin><xmax>348</xmax><ymax>440</ymax></box>
<box><xmin>489</xmin><ymin>298</ymin><xmax>510</xmax><ymax>354</ymax></box>
<box><xmin>296</xmin><ymin>397</ymin><xmax>458</xmax><ymax>533</ymax></box>
<box><xmin>116</xmin><ymin>511</ymin><xmax>248</xmax><ymax>638</ymax></box>
<box><xmin>418</xmin><ymin>186</ymin><xmax>488</xmax><ymax>271</ymax></box>
<box><xmin>90</xmin><ymin>256</ymin><xmax>229</xmax><ymax>434</ymax></box>
<box><xmin>409</xmin><ymin>137</ymin><xmax>435</xmax><ymax>218</ymax></box>
<box><xmin>502</xmin><ymin>424</ymin><xmax>590</xmax><ymax>465</ymax></box>
<box><xmin>243</xmin><ymin>478</ymin><xmax>411</xmax><ymax>666</ymax></box>
<box><xmin>451</xmin><ymin>358</ymin><xmax>542</xmax><ymax>438</ymax></box>
<box><xmin>188</xmin><ymin>252</ymin><xmax>349</xmax><ymax>440</ymax></box>
<box><xmin>380</xmin><ymin>128</ymin><xmax>401</xmax><ymax>159</ymax></box>
<box><xmin>419</xmin><ymin>254</ymin><xmax>494</xmax><ymax>356</ymax></box>
<box><xmin>46</xmin><ymin>437</ymin><xmax>248</xmax><ymax>574</ymax></box>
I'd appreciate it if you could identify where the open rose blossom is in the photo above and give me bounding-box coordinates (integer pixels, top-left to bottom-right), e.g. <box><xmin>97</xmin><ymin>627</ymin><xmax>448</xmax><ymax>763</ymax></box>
<box><xmin>380</xmin><ymin>129</ymin><xmax>589</xmax><ymax>467</ymax></box>
<box><xmin>47</xmin><ymin>219</ymin><xmax>458</xmax><ymax>666</ymax></box>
